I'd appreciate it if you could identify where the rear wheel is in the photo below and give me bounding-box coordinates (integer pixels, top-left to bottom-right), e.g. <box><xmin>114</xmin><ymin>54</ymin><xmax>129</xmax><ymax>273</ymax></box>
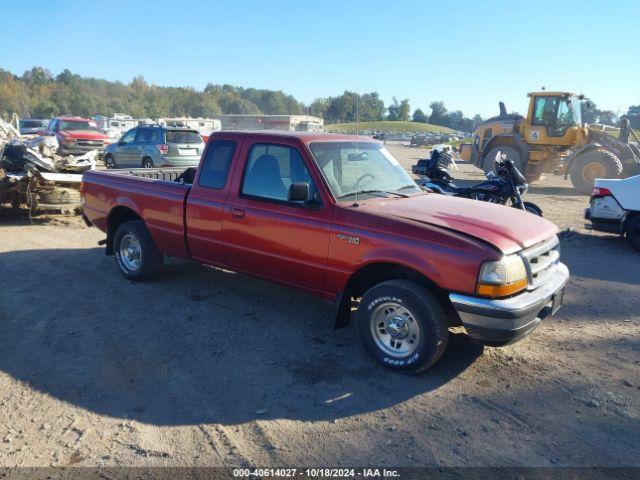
<box><xmin>483</xmin><ymin>146</ymin><xmax>524</xmax><ymax>176</ymax></box>
<box><xmin>356</xmin><ymin>279</ymin><xmax>449</xmax><ymax>374</ymax></box>
<box><xmin>113</xmin><ymin>220</ymin><xmax>163</xmax><ymax>280</ymax></box>
<box><xmin>569</xmin><ymin>150</ymin><xmax>623</xmax><ymax>194</ymax></box>
<box><xmin>142</xmin><ymin>157</ymin><xmax>154</xmax><ymax>168</ymax></box>
<box><xmin>626</xmin><ymin>216</ymin><xmax>640</xmax><ymax>252</ymax></box>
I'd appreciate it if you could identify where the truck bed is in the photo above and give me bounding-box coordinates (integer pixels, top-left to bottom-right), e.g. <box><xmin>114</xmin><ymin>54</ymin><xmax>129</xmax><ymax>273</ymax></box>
<box><xmin>82</xmin><ymin>168</ymin><xmax>194</xmax><ymax>258</ymax></box>
<box><xmin>106</xmin><ymin>166</ymin><xmax>196</xmax><ymax>184</ymax></box>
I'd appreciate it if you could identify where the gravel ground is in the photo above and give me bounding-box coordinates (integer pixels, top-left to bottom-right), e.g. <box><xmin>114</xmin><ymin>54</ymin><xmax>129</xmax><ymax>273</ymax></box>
<box><xmin>0</xmin><ymin>144</ymin><xmax>638</xmax><ymax>469</ymax></box>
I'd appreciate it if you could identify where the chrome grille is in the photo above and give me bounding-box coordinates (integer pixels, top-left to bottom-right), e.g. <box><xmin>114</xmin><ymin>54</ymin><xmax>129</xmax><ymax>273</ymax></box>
<box><xmin>76</xmin><ymin>139</ymin><xmax>104</xmax><ymax>148</ymax></box>
<box><xmin>520</xmin><ymin>235</ymin><xmax>560</xmax><ymax>290</ymax></box>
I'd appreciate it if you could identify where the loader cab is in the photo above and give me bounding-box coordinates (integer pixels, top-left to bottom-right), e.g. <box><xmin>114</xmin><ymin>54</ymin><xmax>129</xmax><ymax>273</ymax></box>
<box><xmin>524</xmin><ymin>92</ymin><xmax>586</xmax><ymax>146</ymax></box>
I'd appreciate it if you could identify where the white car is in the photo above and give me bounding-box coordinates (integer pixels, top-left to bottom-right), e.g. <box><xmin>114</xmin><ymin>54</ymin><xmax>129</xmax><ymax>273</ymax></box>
<box><xmin>585</xmin><ymin>174</ymin><xmax>640</xmax><ymax>251</ymax></box>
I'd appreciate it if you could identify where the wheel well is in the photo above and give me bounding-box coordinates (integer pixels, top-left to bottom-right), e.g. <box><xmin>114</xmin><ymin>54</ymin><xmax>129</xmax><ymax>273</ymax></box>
<box><xmin>106</xmin><ymin>206</ymin><xmax>142</xmax><ymax>254</ymax></box>
<box><xmin>334</xmin><ymin>262</ymin><xmax>456</xmax><ymax>328</ymax></box>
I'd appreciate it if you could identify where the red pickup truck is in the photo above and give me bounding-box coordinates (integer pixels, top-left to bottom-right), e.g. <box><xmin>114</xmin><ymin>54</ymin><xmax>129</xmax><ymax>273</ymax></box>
<box><xmin>81</xmin><ymin>131</ymin><xmax>569</xmax><ymax>373</ymax></box>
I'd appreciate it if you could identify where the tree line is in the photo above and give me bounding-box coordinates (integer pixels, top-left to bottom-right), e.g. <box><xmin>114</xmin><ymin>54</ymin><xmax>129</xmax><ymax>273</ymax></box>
<box><xmin>2</xmin><ymin>67</ymin><xmax>637</xmax><ymax>132</ymax></box>
<box><xmin>0</xmin><ymin>67</ymin><xmax>482</xmax><ymax>132</ymax></box>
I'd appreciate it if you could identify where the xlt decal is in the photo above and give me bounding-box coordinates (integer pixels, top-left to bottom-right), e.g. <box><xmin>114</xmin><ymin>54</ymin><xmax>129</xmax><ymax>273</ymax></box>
<box><xmin>337</xmin><ymin>233</ymin><xmax>360</xmax><ymax>245</ymax></box>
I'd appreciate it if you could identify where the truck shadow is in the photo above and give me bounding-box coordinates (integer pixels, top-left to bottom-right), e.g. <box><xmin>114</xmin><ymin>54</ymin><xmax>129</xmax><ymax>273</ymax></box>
<box><xmin>0</xmin><ymin>247</ymin><xmax>484</xmax><ymax>426</ymax></box>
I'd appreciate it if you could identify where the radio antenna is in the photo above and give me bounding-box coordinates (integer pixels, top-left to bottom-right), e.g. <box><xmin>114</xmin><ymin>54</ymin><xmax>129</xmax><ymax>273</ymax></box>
<box><xmin>355</xmin><ymin>93</ymin><xmax>360</xmax><ymax>205</ymax></box>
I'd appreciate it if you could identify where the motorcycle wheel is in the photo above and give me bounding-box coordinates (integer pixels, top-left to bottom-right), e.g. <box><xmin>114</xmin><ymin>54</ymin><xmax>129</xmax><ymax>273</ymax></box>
<box><xmin>523</xmin><ymin>201</ymin><xmax>543</xmax><ymax>217</ymax></box>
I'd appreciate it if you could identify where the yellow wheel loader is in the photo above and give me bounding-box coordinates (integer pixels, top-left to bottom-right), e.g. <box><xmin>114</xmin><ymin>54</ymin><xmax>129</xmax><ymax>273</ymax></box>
<box><xmin>460</xmin><ymin>92</ymin><xmax>640</xmax><ymax>194</ymax></box>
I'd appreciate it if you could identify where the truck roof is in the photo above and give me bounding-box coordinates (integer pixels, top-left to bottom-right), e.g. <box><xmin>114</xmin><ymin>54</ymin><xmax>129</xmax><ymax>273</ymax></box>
<box><xmin>211</xmin><ymin>130</ymin><xmax>380</xmax><ymax>145</ymax></box>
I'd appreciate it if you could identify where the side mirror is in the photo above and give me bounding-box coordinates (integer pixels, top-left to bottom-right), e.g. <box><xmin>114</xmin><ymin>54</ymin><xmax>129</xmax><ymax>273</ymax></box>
<box><xmin>288</xmin><ymin>182</ymin><xmax>310</xmax><ymax>202</ymax></box>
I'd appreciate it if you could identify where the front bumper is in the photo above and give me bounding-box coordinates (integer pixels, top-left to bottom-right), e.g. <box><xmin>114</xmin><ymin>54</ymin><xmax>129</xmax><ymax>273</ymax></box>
<box><xmin>449</xmin><ymin>262</ymin><xmax>569</xmax><ymax>346</ymax></box>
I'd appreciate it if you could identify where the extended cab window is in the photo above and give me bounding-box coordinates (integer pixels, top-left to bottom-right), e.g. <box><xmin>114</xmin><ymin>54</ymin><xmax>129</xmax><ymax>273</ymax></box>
<box><xmin>241</xmin><ymin>143</ymin><xmax>315</xmax><ymax>202</ymax></box>
<box><xmin>199</xmin><ymin>140</ymin><xmax>237</xmax><ymax>189</ymax></box>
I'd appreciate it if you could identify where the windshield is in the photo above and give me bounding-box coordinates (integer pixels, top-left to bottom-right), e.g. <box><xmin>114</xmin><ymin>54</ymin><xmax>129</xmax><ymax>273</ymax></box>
<box><xmin>309</xmin><ymin>141</ymin><xmax>420</xmax><ymax>201</ymax></box>
<box><xmin>58</xmin><ymin>120</ymin><xmax>98</xmax><ymax>131</ymax></box>
<box><xmin>20</xmin><ymin>119</ymin><xmax>48</xmax><ymax>129</ymax></box>
<box><xmin>165</xmin><ymin>130</ymin><xmax>202</xmax><ymax>144</ymax></box>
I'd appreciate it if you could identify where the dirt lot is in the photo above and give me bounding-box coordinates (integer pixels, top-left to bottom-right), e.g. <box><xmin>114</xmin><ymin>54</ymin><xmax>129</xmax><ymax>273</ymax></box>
<box><xmin>0</xmin><ymin>144</ymin><xmax>638</xmax><ymax>469</ymax></box>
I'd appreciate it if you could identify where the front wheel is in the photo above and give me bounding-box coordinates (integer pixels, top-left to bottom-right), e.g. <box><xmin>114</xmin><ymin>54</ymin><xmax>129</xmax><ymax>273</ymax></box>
<box><xmin>356</xmin><ymin>280</ymin><xmax>449</xmax><ymax>373</ymax></box>
<box><xmin>113</xmin><ymin>220</ymin><xmax>163</xmax><ymax>280</ymax></box>
<box><xmin>569</xmin><ymin>150</ymin><xmax>623</xmax><ymax>194</ymax></box>
<box><xmin>523</xmin><ymin>201</ymin><xmax>543</xmax><ymax>217</ymax></box>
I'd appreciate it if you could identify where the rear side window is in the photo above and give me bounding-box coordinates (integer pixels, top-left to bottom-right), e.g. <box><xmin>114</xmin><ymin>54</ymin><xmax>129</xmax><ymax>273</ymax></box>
<box><xmin>134</xmin><ymin>128</ymin><xmax>160</xmax><ymax>143</ymax></box>
<box><xmin>165</xmin><ymin>130</ymin><xmax>202</xmax><ymax>144</ymax></box>
<box><xmin>198</xmin><ymin>140</ymin><xmax>237</xmax><ymax>189</ymax></box>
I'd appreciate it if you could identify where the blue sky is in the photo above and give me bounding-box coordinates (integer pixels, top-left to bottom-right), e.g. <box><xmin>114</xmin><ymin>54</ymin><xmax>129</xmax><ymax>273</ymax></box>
<box><xmin>2</xmin><ymin>0</ymin><xmax>638</xmax><ymax>117</ymax></box>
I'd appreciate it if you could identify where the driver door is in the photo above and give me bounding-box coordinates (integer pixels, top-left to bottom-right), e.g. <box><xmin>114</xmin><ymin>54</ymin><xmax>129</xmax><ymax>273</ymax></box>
<box><xmin>222</xmin><ymin>140</ymin><xmax>333</xmax><ymax>293</ymax></box>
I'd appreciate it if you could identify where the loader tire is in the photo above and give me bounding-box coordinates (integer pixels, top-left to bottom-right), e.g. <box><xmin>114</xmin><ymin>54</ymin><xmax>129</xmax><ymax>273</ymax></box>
<box><xmin>483</xmin><ymin>146</ymin><xmax>524</xmax><ymax>176</ymax></box>
<box><xmin>569</xmin><ymin>150</ymin><xmax>623</xmax><ymax>195</ymax></box>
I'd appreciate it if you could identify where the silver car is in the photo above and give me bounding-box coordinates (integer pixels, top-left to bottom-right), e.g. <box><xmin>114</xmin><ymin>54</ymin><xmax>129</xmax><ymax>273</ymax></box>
<box><xmin>103</xmin><ymin>124</ymin><xmax>205</xmax><ymax>169</ymax></box>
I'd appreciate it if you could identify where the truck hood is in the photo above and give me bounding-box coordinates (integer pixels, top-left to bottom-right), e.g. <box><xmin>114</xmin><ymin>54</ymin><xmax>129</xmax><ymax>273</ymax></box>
<box><xmin>363</xmin><ymin>194</ymin><xmax>557</xmax><ymax>254</ymax></box>
<box><xmin>60</xmin><ymin>130</ymin><xmax>109</xmax><ymax>140</ymax></box>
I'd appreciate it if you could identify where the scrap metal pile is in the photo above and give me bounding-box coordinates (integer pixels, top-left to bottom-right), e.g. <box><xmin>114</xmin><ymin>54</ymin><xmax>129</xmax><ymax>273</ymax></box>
<box><xmin>0</xmin><ymin>118</ymin><xmax>94</xmax><ymax>214</ymax></box>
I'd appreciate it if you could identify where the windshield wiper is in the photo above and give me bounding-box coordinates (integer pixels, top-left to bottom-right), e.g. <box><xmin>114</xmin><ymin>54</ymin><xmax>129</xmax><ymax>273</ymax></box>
<box><xmin>338</xmin><ymin>189</ymin><xmax>409</xmax><ymax>199</ymax></box>
<box><xmin>396</xmin><ymin>184</ymin><xmax>419</xmax><ymax>192</ymax></box>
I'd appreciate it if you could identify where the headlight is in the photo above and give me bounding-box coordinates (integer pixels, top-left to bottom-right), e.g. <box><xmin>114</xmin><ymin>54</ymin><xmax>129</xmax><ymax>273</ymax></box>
<box><xmin>477</xmin><ymin>254</ymin><xmax>527</xmax><ymax>297</ymax></box>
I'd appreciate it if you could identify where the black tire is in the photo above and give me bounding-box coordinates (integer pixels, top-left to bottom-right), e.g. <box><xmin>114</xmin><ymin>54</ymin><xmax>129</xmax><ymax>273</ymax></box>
<box><xmin>113</xmin><ymin>220</ymin><xmax>163</xmax><ymax>280</ymax></box>
<box><xmin>142</xmin><ymin>157</ymin><xmax>154</xmax><ymax>168</ymax></box>
<box><xmin>626</xmin><ymin>215</ymin><xmax>640</xmax><ymax>253</ymax></box>
<box><xmin>104</xmin><ymin>154</ymin><xmax>116</xmax><ymax>169</ymax></box>
<box><xmin>356</xmin><ymin>279</ymin><xmax>449</xmax><ymax>374</ymax></box>
<box><xmin>569</xmin><ymin>150</ymin><xmax>623</xmax><ymax>194</ymax></box>
<box><xmin>483</xmin><ymin>146</ymin><xmax>524</xmax><ymax>175</ymax></box>
<box><xmin>523</xmin><ymin>201</ymin><xmax>543</xmax><ymax>217</ymax></box>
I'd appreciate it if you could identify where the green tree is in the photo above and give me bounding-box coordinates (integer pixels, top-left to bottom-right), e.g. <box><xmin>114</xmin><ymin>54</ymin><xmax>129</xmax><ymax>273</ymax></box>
<box><xmin>622</xmin><ymin>105</ymin><xmax>640</xmax><ymax>129</ymax></box>
<box><xmin>412</xmin><ymin>108</ymin><xmax>428</xmax><ymax>123</ymax></box>
<box><xmin>428</xmin><ymin>101</ymin><xmax>448</xmax><ymax>126</ymax></box>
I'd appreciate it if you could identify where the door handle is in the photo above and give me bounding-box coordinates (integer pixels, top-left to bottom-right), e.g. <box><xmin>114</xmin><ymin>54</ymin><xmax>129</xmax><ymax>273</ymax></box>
<box><xmin>231</xmin><ymin>208</ymin><xmax>245</xmax><ymax>219</ymax></box>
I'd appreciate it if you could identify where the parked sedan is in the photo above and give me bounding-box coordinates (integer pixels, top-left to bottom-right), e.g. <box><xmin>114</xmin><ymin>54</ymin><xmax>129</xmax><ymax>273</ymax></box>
<box><xmin>103</xmin><ymin>124</ymin><xmax>204</xmax><ymax>169</ymax></box>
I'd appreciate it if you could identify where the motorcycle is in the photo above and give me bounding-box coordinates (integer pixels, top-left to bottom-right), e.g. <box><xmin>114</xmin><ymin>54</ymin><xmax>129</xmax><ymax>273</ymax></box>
<box><xmin>416</xmin><ymin>148</ymin><xmax>543</xmax><ymax>216</ymax></box>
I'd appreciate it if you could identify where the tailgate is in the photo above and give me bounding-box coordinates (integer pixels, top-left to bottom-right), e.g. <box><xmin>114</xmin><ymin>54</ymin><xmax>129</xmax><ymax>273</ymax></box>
<box><xmin>82</xmin><ymin>169</ymin><xmax>191</xmax><ymax>258</ymax></box>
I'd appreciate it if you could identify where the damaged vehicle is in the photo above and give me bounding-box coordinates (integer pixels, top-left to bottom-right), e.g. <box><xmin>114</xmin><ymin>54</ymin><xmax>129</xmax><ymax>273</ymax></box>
<box><xmin>0</xmin><ymin>116</ymin><xmax>95</xmax><ymax>214</ymax></box>
<box><xmin>82</xmin><ymin>131</ymin><xmax>569</xmax><ymax>373</ymax></box>
<box><xmin>42</xmin><ymin>116</ymin><xmax>112</xmax><ymax>156</ymax></box>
